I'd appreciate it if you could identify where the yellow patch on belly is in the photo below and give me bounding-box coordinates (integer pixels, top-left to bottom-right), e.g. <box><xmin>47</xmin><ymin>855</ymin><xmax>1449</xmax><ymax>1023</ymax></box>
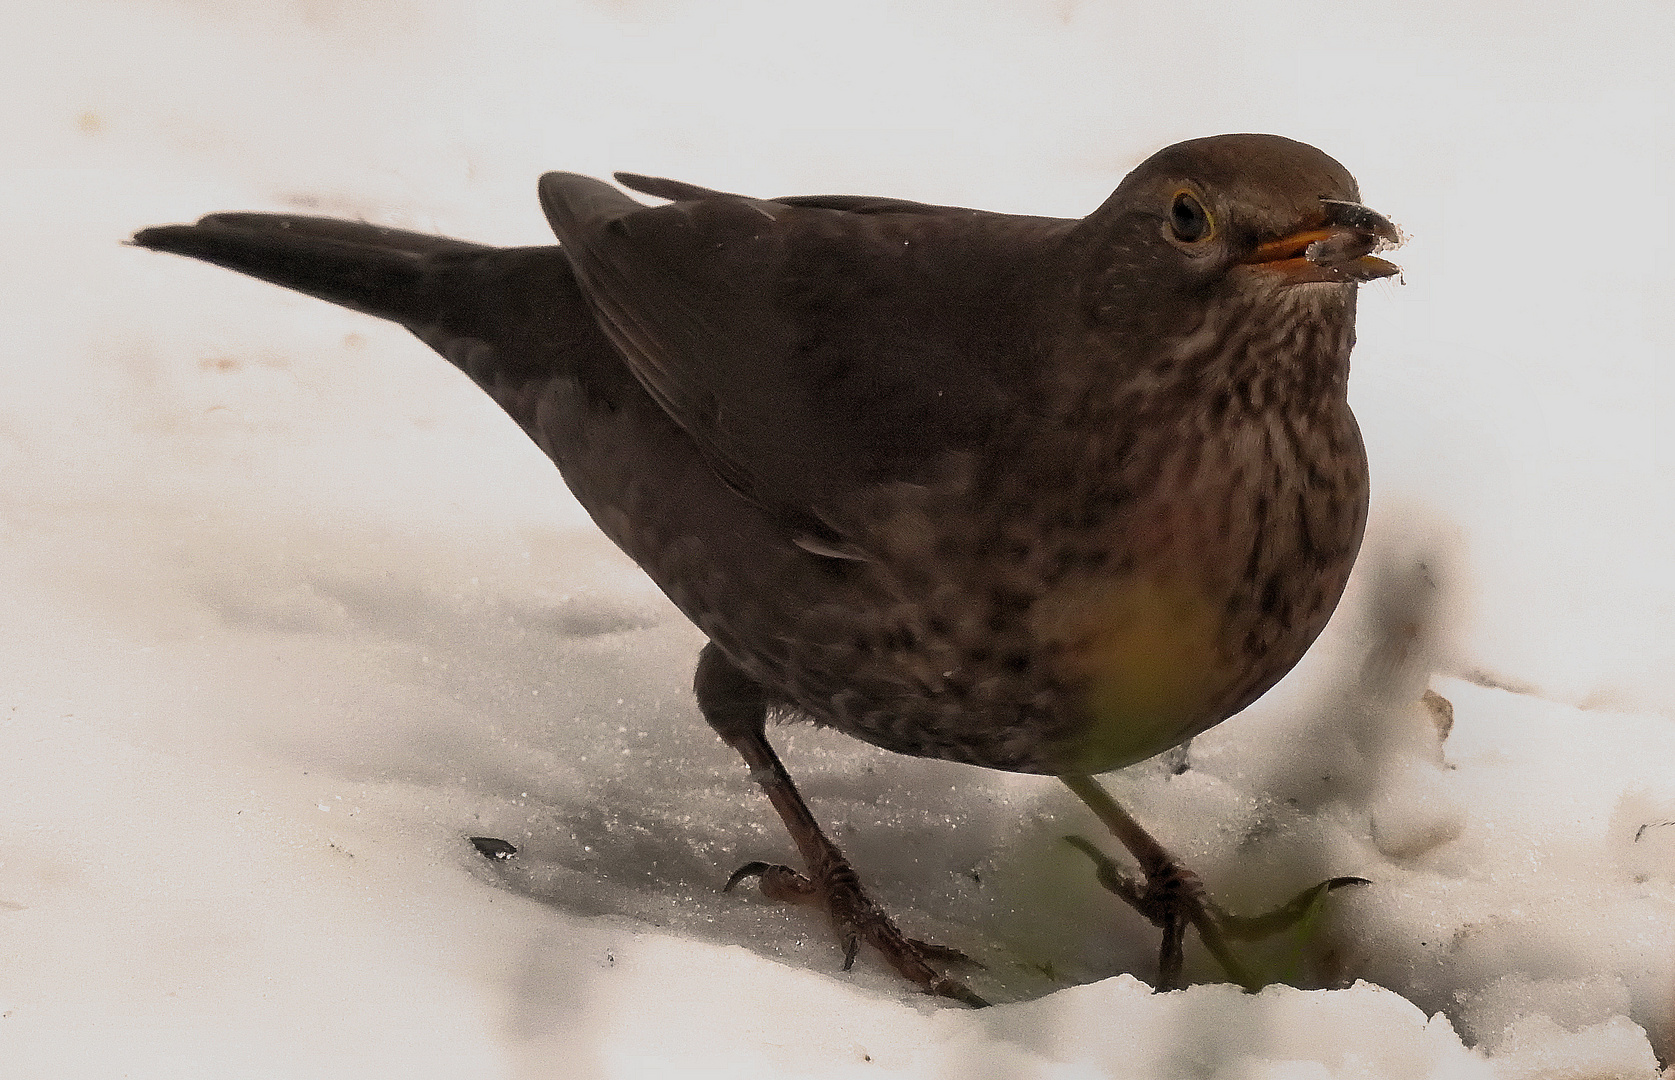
<box><xmin>1031</xmin><ymin>576</ymin><xmax>1224</xmax><ymax>775</ymax></box>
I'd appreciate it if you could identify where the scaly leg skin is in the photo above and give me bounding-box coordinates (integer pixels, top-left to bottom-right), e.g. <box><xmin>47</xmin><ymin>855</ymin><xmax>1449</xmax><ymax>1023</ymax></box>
<box><xmin>696</xmin><ymin>643</ymin><xmax>988</xmax><ymax>1007</ymax></box>
<box><xmin>1060</xmin><ymin>772</ymin><xmax>1367</xmax><ymax>993</ymax></box>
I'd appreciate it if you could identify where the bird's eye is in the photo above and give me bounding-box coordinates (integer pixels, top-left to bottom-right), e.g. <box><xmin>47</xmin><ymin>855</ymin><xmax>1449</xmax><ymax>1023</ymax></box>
<box><xmin>1168</xmin><ymin>191</ymin><xmax>1213</xmax><ymax>244</ymax></box>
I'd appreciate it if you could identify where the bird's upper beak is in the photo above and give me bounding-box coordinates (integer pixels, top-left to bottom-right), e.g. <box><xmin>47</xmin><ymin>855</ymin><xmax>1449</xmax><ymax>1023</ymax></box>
<box><xmin>1240</xmin><ymin>200</ymin><xmax>1402</xmax><ymax>284</ymax></box>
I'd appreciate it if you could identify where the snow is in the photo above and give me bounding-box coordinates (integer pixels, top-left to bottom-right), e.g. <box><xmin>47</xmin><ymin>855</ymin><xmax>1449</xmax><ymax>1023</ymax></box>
<box><xmin>4</xmin><ymin>0</ymin><xmax>1675</xmax><ymax>1076</ymax></box>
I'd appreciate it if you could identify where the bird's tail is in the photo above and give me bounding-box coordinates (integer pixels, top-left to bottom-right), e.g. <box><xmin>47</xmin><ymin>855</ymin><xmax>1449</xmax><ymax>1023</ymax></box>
<box><xmin>130</xmin><ymin>213</ymin><xmax>493</xmax><ymax>328</ymax></box>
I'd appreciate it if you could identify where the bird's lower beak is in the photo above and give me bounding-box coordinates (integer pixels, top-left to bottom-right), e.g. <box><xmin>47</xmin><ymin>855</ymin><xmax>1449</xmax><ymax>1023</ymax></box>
<box><xmin>1241</xmin><ymin>201</ymin><xmax>1402</xmax><ymax>284</ymax></box>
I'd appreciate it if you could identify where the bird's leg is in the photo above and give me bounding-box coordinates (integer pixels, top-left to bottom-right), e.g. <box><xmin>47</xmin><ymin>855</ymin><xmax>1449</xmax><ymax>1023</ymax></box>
<box><xmin>695</xmin><ymin>643</ymin><xmax>987</xmax><ymax>1007</ymax></box>
<box><xmin>1059</xmin><ymin>772</ymin><xmax>1248</xmax><ymax>991</ymax></box>
<box><xmin>1059</xmin><ymin>772</ymin><xmax>1364</xmax><ymax>993</ymax></box>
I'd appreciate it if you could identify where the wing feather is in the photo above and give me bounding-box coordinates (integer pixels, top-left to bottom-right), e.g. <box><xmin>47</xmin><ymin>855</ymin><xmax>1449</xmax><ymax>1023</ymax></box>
<box><xmin>538</xmin><ymin>172</ymin><xmax>1068</xmax><ymax>520</ymax></box>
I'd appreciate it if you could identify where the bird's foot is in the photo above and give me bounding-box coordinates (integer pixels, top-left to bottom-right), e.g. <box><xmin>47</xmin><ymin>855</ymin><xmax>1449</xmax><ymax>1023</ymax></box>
<box><xmin>1064</xmin><ymin>835</ymin><xmax>1366</xmax><ymax>992</ymax></box>
<box><xmin>725</xmin><ymin>859</ymin><xmax>988</xmax><ymax>1006</ymax></box>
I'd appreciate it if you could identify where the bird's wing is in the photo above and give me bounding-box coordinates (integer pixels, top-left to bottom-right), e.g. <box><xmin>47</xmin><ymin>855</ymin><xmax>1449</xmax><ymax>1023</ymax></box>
<box><xmin>538</xmin><ymin>172</ymin><xmax>1061</xmax><ymax>519</ymax></box>
<box><xmin>614</xmin><ymin>172</ymin><xmax>970</xmax><ymax>217</ymax></box>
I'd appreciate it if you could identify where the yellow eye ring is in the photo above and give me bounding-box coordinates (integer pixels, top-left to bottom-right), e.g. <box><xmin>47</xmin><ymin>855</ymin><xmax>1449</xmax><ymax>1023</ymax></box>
<box><xmin>1168</xmin><ymin>190</ymin><xmax>1213</xmax><ymax>244</ymax></box>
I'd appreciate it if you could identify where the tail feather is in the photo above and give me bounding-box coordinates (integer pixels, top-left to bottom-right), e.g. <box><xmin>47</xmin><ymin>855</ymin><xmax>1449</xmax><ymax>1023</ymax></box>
<box><xmin>131</xmin><ymin>214</ymin><xmax>481</xmax><ymax>327</ymax></box>
<box><xmin>191</xmin><ymin>213</ymin><xmax>491</xmax><ymax>257</ymax></box>
<box><xmin>131</xmin><ymin>211</ymin><xmax>640</xmax><ymax>437</ymax></box>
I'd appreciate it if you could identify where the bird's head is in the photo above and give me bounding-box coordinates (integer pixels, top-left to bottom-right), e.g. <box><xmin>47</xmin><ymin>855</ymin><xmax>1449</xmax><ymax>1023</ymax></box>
<box><xmin>1075</xmin><ymin>134</ymin><xmax>1400</xmax><ymax>337</ymax></box>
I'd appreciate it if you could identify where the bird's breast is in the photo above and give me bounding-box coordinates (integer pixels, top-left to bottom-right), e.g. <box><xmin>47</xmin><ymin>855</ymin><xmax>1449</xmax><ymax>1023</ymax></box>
<box><xmin>1026</xmin><ymin>572</ymin><xmax>1226</xmax><ymax>773</ymax></box>
<box><xmin>750</xmin><ymin>389</ymin><xmax>1367</xmax><ymax>778</ymax></box>
<box><xmin>1027</xmin><ymin>399</ymin><xmax>1369</xmax><ymax>774</ymax></box>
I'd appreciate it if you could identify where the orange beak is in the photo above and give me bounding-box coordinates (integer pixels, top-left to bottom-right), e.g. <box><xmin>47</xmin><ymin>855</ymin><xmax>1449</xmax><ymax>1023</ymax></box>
<box><xmin>1241</xmin><ymin>201</ymin><xmax>1402</xmax><ymax>284</ymax></box>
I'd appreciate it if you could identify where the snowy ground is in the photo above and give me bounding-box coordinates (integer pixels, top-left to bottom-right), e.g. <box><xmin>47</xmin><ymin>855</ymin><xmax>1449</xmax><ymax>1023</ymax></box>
<box><xmin>5</xmin><ymin>1</ymin><xmax>1675</xmax><ymax>1077</ymax></box>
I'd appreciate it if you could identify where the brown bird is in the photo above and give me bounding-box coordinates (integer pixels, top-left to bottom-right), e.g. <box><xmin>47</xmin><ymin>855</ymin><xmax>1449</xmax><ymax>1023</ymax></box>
<box><xmin>132</xmin><ymin>133</ymin><xmax>1399</xmax><ymax>1005</ymax></box>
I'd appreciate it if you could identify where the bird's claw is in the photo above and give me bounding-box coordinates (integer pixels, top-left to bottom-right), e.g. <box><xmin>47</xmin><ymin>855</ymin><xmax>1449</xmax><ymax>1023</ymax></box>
<box><xmin>723</xmin><ymin>860</ymin><xmax>773</xmax><ymax>892</ymax></box>
<box><xmin>1217</xmin><ymin>876</ymin><xmax>1370</xmax><ymax>942</ymax></box>
<box><xmin>1065</xmin><ymin>835</ymin><xmax>1366</xmax><ymax>993</ymax></box>
<box><xmin>724</xmin><ymin>857</ymin><xmax>988</xmax><ymax>1006</ymax></box>
<box><xmin>906</xmin><ymin>938</ymin><xmax>982</xmax><ymax>968</ymax></box>
<box><xmin>724</xmin><ymin>860</ymin><xmax>819</xmax><ymax>904</ymax></box>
